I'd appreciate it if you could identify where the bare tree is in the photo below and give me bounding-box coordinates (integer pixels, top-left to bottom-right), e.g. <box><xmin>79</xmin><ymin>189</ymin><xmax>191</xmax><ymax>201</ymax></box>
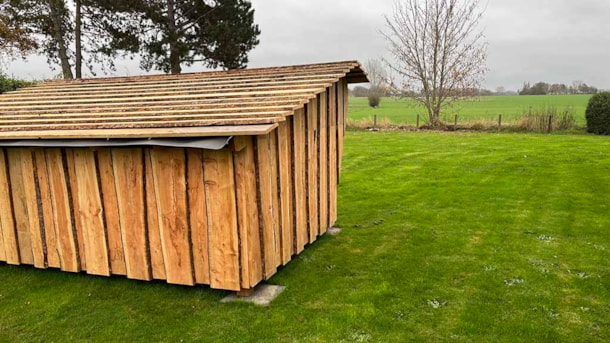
<box><xmin>383</xmin><ymin>0</ymin><xmax>487</xmax><ymax>126</ymax></box>
<box><xmin>365</xmin><ymin>58</ymin><xmax>388</xmax><ymax>89</ymax></box>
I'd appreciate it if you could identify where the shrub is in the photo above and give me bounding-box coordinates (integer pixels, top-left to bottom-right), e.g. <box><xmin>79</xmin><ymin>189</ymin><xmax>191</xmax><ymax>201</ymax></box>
<box><xmin>585</xmin><ymin>92</ymin><xmax>610</xmax><ymax>135</ymax></box>
<box><xmin>0</xmin><ymin>74</ymin><xmax>35</xmax><ymax>94</ymax></box>
<box><xmin>368</xmin><ymin>94</ymin><xmax>380</xmax><ymax>108</ymax></box>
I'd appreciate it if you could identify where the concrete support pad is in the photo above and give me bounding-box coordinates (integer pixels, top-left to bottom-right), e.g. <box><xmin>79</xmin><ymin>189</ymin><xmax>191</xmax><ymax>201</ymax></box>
<box><xmin>221</xmin><ymin>284</ymin><xmax>286</xmax><ymax>306</ymax></box>
<box><xmin>328</xmin><ymin>227</ymin><xmax>342</xmax><ymax>235</ymax></box>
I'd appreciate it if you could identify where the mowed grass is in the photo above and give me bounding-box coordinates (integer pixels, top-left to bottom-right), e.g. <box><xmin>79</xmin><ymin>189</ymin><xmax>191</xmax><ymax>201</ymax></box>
<box><xmin>1</xmin><ymin>131</ymin><xmax>609</xmax><ymax>342</ymax></box>
<box><xmin>349</xmin><ymin>95</ymin><xmax>592</xmax><ymax>126</ymax></box>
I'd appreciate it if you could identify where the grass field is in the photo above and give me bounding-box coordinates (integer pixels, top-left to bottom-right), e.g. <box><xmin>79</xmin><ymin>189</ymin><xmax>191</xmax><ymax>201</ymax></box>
<box><xmin>349</xmin><ymin>95</ymin><xmax>593</xmax><ymax>126</ymax></box>
<box><xmin>1</xmin><ymin>132</ymin><xmax>609</xmax><ymax>342</ymax></box>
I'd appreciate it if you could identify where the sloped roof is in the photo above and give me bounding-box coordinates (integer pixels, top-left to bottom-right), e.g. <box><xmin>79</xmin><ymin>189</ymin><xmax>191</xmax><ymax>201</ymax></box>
<box><xmin>0</xmin><ymin>61</ymin><xmax>367</xmax><ymax>140</ymax></box>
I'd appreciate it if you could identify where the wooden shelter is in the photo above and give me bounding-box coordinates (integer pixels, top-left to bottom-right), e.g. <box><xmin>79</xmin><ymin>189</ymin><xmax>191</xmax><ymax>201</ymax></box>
<box><xmin>0</xmin><ymin>61</ymin><xmax>368</xmax><ymax>292</ymax></box>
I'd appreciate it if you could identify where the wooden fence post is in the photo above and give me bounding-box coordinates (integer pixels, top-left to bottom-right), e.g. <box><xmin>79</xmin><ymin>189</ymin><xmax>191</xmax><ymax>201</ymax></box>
<box><xmin>454</xmin><ymin>115</ymin><xmax>458</xmax><ymax>131</ymax></box>
<box><xmin>374</xmin><ymin>114</ymin><xmax>377</xmax><ymax>129</ymax></box>
<box><xmin>547</xmin><ymin>115</ymin><xmax>553</xmax><ymax>133</ymax></box>
<box><xmin>416</xmin><ymin>114</ymin><xmax>420</xmax><ymax>130</ymax></box>
<box><xmin>498</xmin><ymin>114</ymin><xmax>502</xmax><ymax>132</ymax></box>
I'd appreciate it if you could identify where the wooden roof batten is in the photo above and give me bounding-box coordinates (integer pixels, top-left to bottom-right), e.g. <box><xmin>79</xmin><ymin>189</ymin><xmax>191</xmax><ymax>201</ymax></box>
<box><xmin>0</xmin><ymin>61</ymin><xmax>368</xmax><ymax>140</ymax></box>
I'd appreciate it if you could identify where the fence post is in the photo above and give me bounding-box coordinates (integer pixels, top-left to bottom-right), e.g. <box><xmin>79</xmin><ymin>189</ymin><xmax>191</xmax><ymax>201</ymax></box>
<box><xmin>547</xmin><ymin>115</ymin><xmax>553</xmax><ymax>133</ymax></box>
<box><xmin>498</xmin><ymin>114</ymin><xmax>502</xmax><ymax>132</ymax></box>
<box><xmin>416</xmin><ymin>114</ymin><xmax>420</xmax><ymax>130</ymax></box>
<box><xmin>374</xmin><ymin>114</ymin><xmax>377</xmax><ymax>129</ymax></box>
<box><xmin>454</xmin><ymin>115</ymin><xmax>458</xmax><ymax>131</ymax></box>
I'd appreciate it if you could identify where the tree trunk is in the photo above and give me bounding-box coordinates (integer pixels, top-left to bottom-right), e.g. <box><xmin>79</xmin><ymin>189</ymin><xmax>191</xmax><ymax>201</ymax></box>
<box><xmin>167</xmin><ymin>0</ymin><xmax>182</xmax><ymax>74</ymax></box>
<box><xmin>75</xmin><ymin>0</ymin><xmax>82</xmax><ymax>78</ymax></box>
<box><xmin>49</xmin><ymin>0</ymin><xmax>73</xmax><ymax>79</ymax></box>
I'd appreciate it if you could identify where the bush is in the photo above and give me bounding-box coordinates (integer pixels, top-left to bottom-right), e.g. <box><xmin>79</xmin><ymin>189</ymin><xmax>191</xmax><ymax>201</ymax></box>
<box><xmin>0</xmin><ymin>74</ymin><xmax>35</xmax><ymax>94</ymax></box>
<box><xmin>586</xmin><ymin>92</ymin><xmax>610</xmax><ymax>135</ymax></box>
<box><xmin>368</xmin><ymin>94</ymin><xmax>381</xmax><ymax>108</ymax></box>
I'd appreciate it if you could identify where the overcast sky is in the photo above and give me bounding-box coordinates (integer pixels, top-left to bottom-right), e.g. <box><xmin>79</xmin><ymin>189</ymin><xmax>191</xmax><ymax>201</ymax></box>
<box><xmin>6</xmin><ymin>0</ymin><xmax>610</xmax><ymax>91</ymax></box>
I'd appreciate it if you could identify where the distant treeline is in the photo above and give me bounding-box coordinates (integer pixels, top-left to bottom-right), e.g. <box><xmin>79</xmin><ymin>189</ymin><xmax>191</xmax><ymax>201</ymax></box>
<box><xmin>350</xmin><ymin>82</ymin><xmax>602</xmax><ymax>98</ymax></box>
<box><xmin>519</xmin><ymin>82</ymin><xmax>598</xmax><ymax>95</ymax></box>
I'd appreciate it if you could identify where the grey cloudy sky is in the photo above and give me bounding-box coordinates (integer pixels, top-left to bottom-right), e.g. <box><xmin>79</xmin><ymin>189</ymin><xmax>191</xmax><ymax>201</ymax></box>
<box><xmin>6</xmin><ymin>0</ymin><xmax>610</xmax><ymax>91</ymax></box>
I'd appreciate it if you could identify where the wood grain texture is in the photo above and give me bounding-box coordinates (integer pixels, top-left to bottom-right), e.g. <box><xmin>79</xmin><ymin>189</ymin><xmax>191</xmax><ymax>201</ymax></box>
<box><xmin>337</xmin><ymin>78</ymin><xmax>346</xmax><ymax>181</ymax></box>
<box><xmin>7</xmin><ymin>150</ymin><xmax>36</xmax><ymax>265</ymax></box>
<box><xmin>328</xmin><ymin>86</ymin><xmax>338</xmax><ymax>226</ymax></box>
<box><xmin>0</xmin><ymin>149</ymin><xmax>19</xmax><ymax>264</ymax></box>
<box><xmin>292</xmin><ymin>109</ymin><xmax>308</xmax><ymax>252</ymax></box>
<box><xmin>45</xmin><ymin>149</ymin><xmax>79</xmax><ymax>272</ymax></box>
<box><xmin>33</xmin><ymin>149</ymin><xmax>60</xmax><ymax>268</ymax></box>
<box><xmin>318</xmin><ymin>92</ymin><xmax>329</xmax><ymax>234</ymax></box>
<box><xmin>204</xmin><ymin>149</ymin><xmax>241</xmax><ymax>291</ymax></box>
<box><xmin>269</xmin><ymin>130</ymin><xmax>282</xmax><ymax>266</ymax></box>
<box><xmin>151</xmin><ymin>148</ymin><xmax>194</xmax><ymax>286</ymax></box>
<box><xmin>256</xmin><ymin>134</ymin><xmax>279</xmax><ymax>278</ymax></box>
<box><xmin>72</xmin><ymin>149</ymin><xmax>110</xmax><ymax>276</ymax></box>
<box><xmin>306</xmin><ymin>99</ymin><xmax>320</xmax><ymax>242</ymax></box>
<box><xmin>186</xmin><ymin>149</ymin><xmax>210</xmax><ymax>285</ymax></box>
<box><xmin>113</xmin><ymin>149</ymin><xmax>150</xmax><ymax>280</ymax></box>
<box><xmin>277</xmin><ymin>122</ymin><xmax>294</xmax><ymax>264</ymax></box>
<box><xmin>65</xmin><ymin>150</ymin><xmax>87</xmax><ymax>270</ymax></box>
<box><xmin>96</xmin><ymin>150</ymin><xmax>127</xmax><ymax>275</ymax></box>
<box><xmin>233</xmin><ymin>137</ymin><xmax>263</xmax><ymax>288</ymax></box>
<box><xmin>144</xmin><ymin>150</ymin><xmax>166</xmax><ymax>280</ymax></box>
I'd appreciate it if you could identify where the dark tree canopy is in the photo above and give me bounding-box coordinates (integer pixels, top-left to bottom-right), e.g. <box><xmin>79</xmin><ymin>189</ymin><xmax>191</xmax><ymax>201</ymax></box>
<box><xmin>100</xmin><ymin>0</ymin><xmax>261</xmax><ymax>74</ymax></box>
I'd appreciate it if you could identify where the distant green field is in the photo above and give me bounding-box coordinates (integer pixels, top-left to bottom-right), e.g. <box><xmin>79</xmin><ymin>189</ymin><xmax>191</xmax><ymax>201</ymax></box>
<box><xmin>349</xmin><ymin>95</ymin><xmax>592</xmax><ymax>126</ymax></box>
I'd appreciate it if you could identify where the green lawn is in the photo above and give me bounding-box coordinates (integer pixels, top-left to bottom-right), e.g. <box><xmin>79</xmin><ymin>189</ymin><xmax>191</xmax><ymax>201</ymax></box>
<box><xmin>1</xmin><ymin>131</ymin><xmax>609</xmax><ymax>342</ymax></box>
<box><xmin>349</xmin><ymin>95</ymin><xmax>592</xmax><ymax>126</ymax></box>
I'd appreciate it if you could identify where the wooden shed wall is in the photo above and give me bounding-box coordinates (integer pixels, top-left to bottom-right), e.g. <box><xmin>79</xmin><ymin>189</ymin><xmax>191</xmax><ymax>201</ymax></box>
<box><xmin>0</xmin><ymin>78</ymin><xmax>348</xmax><ymax>291</ymax></box>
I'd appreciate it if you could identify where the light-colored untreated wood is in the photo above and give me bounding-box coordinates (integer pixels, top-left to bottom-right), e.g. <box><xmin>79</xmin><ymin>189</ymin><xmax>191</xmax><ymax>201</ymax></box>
<box><xmin>0</xmin><ymin>61</ymin><xmax>364</xmax><ymax>292</ymax></box>
<box><xmin>318</xmin><ymin>92</ymin><xmax>329</xmax><ymax>234</ymax></box>
<box><xmin>72</xmin><ymin>149</ymin><xmax>110</xmax><ymax>276</ymax></box>
<box><xmin>96</xmin><ymin>150</ymin><xmax>127</xmax><ymax>275</ymax></box>
<box><xmin>112</xmin><ymin>149</ymin><xmax>150</xmax><ymax>280</ymax></box>
<box><xmin>7</xmin><ymin>150</ymin><xmax>36</xmax><ymax>266</ymax></box>
<box><xmin>203</xmin><ymin>149</ymin><xmax>241</xmax><ymax>291</ymax></box>
<box><xmin>277</xmin><ymin>122</ymin><xmax>294</xmax><ymax>264</ymax></box>
<box><xmin>256</xmin><ymin>134</ymin><xmax>279</xmax><ymax>278</ymax></box>
<box><xmin>0</xmin><ymin>124</ymin><xmax>278</xmax><ymax>140</ymax></box>
<box><xmin>145</xmin><ymin>150</ymin><xmax>166</xmax><ymax>280</ymax></box>
<box><xmin>292</xmin><ymin>109</ymin><xmax>308</xmax><ymax>253</ymax></box>
<box><xmin>233</xmin><ymin>137</ymin><xmax>263</xmax><ymax>288</ymax></box>
<box><xmin>328</xmin><ymin>86</ymin><xmax>338</xmax><ymax>226</ymax></box>
<box><xmin>151</xmin><ymin>148</ymin><xmax>193</xmax><ymax>286</ymax></box>
<box><xmin>33</xmin><ymin>149</ymin><xmax>61</xmax><ymax>269</ymax></box>
<box><xmin>45</xmin><ymin>149</ymin><xmax>79</xmax><ymax>272</ymax></box>
<box><xmin>186</xmin><ymin>149</ymin><xmax>210</xmax><ymax>285</ymax></box>
<box><xmin>0</xmin><ymin>149</ymin><xmax>19</xmax><ymax>265</ymax></box>
<box><xmin>306</xmin><ymin>98</ymin><xmax>320</xmax><ymax>241</ymax></box>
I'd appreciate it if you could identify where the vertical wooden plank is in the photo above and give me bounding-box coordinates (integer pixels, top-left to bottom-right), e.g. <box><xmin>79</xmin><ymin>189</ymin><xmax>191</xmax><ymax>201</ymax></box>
<box><xmin>277</xmin><ymin>122</ymin><xmax>294</xmax><ymax>264</ymax></box>
<box><xmin>33</xmin><ymin>149</ymin><xmax>60</xmax><ymax>268</ymax></box>
<box><xmin>204</xmin><ymin>149</ymin><xmax>240</xmax><ymax>291</ymax></box>
<box><xmin>233</xmin><ymin>137</ymin><xmax>263</xmax><ymax>288</ymax></box>
<box><xmin>338</xmin><ymin>78</ymin><xmax>346</xmax><ymax>179</ymax></box>
<box><xmin>72</xmin><ymin>149</ymin><xmax>110</xmax><ymax>276</ymax></box>
<box><xmin>46</xmin><ymin>149</ymin><xmax>79</xmax><ymax>272</ymax></box>
<box><xmin>269</xmin><ymin>130</ymin><xmax>282</xmax><ymax>266</ymax></box>
<box><xmin>306</xmin><ymin>99</ymin><xmax>320</xmax><ymax>242</ymax></box>
<box><xmin>256</xmin><ymin>134</ymin><xmax>279</xmax><ymax>277</ymax></box>
<box><xmin>292</xmin><ymin>109</ymin><xmax>308</xmax><ymax>253</ymax></box>
<box><xmin>329</xmin><ymin>85</ymin><xmax>338</xmax><ymax>226</ymax></box>
<box><xmin>96</xmin><ymin>150</ymin><xmax>127</xmax><ymax>275</ymax></box>
<box><xmin>186</xmin><ymin>149</ymin><xmax>210</xmax><ymax>285</ymax></box>
<box><xmin>7</xmin><ymin>150</ymin><xmax>35</xmax><ymax>266</ymax></box>
<box><xmin>151</xmin><ymin>148</ymin><xmax>194</xmax><ymax>286</ymax></box>
<box><xmin>318</xmin><ymin>92</ymin><xmax>329</xmax><ymax>234</ymax></box>
<box><xmin>0</xmin><ymin>149</ymin><xmax>19</xmax><ymax>265</ymax></box>
<box><xmin>112</xmin><ymin>149</ymin><xmax>150</xmax><ymax>280</ymax></box>
<box><xmin>65</xmin><ymin>150</ymin><xmax>87</xmax><ymax>270</ymax></box>
<box><xmin>144</xmin><ymin>149</ymin><xmax>166</xmax><ymax>280</ymax></box>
